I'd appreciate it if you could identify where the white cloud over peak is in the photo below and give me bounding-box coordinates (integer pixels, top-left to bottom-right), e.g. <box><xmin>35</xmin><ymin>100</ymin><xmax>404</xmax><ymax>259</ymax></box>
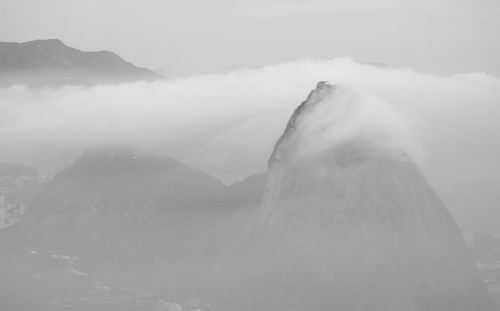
<box><xmin>1</xmin><ymin>58</ymin><xmax>499</xmax><ymax>231</ymax></box>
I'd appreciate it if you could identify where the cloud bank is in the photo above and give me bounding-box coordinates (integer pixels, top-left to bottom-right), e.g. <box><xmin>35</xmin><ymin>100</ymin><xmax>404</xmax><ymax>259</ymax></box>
<box><xmin>285</xmin><ymin>85</ymin><xmax>422</xmax><ymax>162</ymax></box>
<box><xmin>1</xmin><ymin>58</ymin><xmax>500</xmax><ymax>231</ymax></box>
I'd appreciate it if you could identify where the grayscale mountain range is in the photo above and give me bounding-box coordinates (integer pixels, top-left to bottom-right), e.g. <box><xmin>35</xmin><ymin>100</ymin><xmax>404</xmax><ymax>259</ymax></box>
<box><xmin>1</xmin><ymin>1</ymin><xmax>499</xmax><ymax>310</ymax></box>
<box><xmin>0</xmin><ymin>39</ymin><xmax>163</xmax><ymax>87</ymax></box>
<box><xmin>0</xmin><ymin>83</ymin><xmax>498</xmax><ymax>311</ymax></box>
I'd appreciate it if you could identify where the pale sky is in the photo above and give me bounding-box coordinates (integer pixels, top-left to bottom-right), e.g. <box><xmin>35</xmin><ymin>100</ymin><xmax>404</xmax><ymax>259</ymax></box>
<box><xmin>1</xmin><ymin>0</ymin><xmax>499</xmax><ymax>76</ymax></box>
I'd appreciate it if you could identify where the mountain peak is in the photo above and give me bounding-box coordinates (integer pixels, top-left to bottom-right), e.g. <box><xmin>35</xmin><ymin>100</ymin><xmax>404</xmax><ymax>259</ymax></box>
<box><xmin>22</xmin><ymin>38</ymin><xmax>65</xmax><ymax>47</ymax></box>
<box><xmin>0</xmin><ymin>39</ymin><xmax>163</xmax><ymax>87</ymax></box>
<box><xmin>269</xmin><ymin>81</ymin><xmax>420</xmax><ymax>174</ymax></box>
<box><xmin>254</xmin><ymin>83</ymin><xmax>496</xmax><ymax>311</ymax></box>
<box><xmin>268</xmin><ymin>81</ymin><xmax>334</xmax><ymax>166</ymax></box>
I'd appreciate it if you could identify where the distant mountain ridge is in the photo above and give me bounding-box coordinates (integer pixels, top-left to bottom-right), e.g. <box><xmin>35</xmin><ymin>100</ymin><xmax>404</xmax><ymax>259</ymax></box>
<box><xmin>0</xmin><ymin>39</ymin><xmax>163</xmax><ymax>87</ymax></box>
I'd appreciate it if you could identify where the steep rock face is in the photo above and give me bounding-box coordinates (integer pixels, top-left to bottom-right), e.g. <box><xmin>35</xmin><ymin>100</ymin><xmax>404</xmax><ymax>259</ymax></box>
<box><xmin>258</xmin><ymin>82</ymin><xmax>495</xmax><ymax>310</ymax></box>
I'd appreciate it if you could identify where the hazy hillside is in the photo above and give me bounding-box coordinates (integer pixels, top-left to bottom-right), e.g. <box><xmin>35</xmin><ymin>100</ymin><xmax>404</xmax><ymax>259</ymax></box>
<box><xmin>203</xmin><ymin>82</ymin><xmax>496</xmax><ymax>311</ymax></box>
<box><xmin>0</xmin><ymin>39</ymin><xmax>163</xmax><ymax>87</ymax></box>
<box><xmin>0</xmin><ymin>148</ymin><xmax>261</xmax><ymax>310</ymax></box>
<box><xmin>0</xmin><ymin>84</ymin><xmax>496</xmax><ymax>311</ymax></box>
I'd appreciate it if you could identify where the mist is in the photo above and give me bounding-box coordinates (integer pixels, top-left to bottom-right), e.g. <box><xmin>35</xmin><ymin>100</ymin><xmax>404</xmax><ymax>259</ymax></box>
<box><xmin>0</xmin><ymin>58</ymin><xmax>499</xmax><ymax>232</ymax></box>
<box><xmin>2</xmin><ymin>0</ymin><xmax>500</xmax><ymax>77</ymax></box>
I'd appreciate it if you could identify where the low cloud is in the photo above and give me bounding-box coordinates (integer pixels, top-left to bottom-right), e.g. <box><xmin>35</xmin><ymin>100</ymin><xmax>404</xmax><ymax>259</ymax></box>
<box><xmin>286</xmin><ymin>85</ymin><xmax>422</xmax><ymax>162</ymax></box>
<box><xmin>1</xmin><ymin>58</ymin><xmax>500</xmax><ymax>231</ymax></box>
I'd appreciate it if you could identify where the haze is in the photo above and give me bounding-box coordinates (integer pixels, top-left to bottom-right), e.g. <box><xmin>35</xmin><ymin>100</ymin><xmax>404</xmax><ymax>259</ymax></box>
<box><xmin>2</xmin><ymin>2</ymin><xmax>500</xmax><ymax>309</ymax></box>
<box><xmin>1</xmin><ymin>0</ymin><xmax>499</xmax><ymax>76</ymax></box>
<box><xmin>0</xmin><ymin>59</ymin><xmax>499</xmax><ymax>233</ymax></box>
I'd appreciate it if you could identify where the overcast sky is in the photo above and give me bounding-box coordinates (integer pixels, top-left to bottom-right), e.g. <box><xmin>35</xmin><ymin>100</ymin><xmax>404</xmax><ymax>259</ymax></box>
<box><xmin>1</xmin><ymin>0</ymin><xmax>499</xmax><ymax>76</ymax></box>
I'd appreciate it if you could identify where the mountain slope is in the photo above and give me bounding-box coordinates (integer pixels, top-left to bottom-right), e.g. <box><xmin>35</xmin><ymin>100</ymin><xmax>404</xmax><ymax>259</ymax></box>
<box><xmin>10</xmin><ymin>149</ymin><xmax>228</xmax><ymax>251</ymax></box>
<box><xmin>0</xmin><ymin>39</ymin><xmax>163</xmax><ymax>87</ymax></box>
<box><xmin>205</xmin><ymin>82</ymin><xmax>496</xmax><ymax>311</ymax></box>
<box><xmin>225</xmin><ymin>172</ymin><xmax>267</xmax><ymax>208</ymax></box>
<box><xmin>1</xmin><ymin>148</ymin><xmax>259</xmax><ymax>308</ymax></box>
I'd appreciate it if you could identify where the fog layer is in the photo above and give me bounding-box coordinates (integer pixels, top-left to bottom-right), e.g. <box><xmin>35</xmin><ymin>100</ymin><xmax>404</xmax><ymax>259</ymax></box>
<box><xmin>1</xmin><ymin>58</ymin><xmax>499</xmax><ymax>232</ymax></box>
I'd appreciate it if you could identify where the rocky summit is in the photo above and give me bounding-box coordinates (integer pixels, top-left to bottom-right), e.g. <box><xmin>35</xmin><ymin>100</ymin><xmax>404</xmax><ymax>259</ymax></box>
<box><xmin>261</xmin><ymin>82</ymin><xmax>495</xmax><ymax>310</ymax></box>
